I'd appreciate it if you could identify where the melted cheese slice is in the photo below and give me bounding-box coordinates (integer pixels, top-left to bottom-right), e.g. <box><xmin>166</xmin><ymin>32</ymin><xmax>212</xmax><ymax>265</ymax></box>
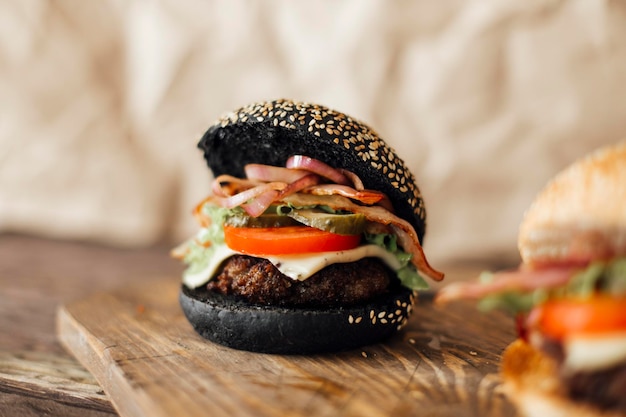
<box><xmin>563</xmin><ymin>332</ymin><xmax>626</xmax><ymax>373</ymax></box>
<box><xmin>183</xmin><ymin>243</ymin><xmax>402</xmax><ymax>289</ymax></box>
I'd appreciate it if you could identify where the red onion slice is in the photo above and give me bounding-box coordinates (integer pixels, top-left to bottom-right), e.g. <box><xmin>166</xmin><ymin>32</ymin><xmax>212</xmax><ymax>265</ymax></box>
<box><xmin>286</xmin><ymin>155</ymin><xmax>351</xmax><ymax>186</ymax></box>
<box><xmin>244</xmin><ymin>164</ymin><xmax>311</xmax><ymax>183</ymax></box>
<box><xmin>215</xmin><ymin>182</ymin><xmax>286</xmax><ymax>210</ymax></box>
<box><xmin>241</xmin><ymin>189</ymin><xmax>281</xmax><ymax>217</ymax></box>
<box><xmin>277</xmin><ymin>174</ymin><xmax>321</xmax><ymax>199</ymax></box>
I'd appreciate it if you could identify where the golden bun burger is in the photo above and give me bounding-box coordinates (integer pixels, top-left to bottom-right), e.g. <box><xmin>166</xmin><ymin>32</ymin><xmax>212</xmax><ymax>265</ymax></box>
<box><xmin>438</xmin><ymin>142</ymin><xmax>626</xmax><ymax>416</ymax></box>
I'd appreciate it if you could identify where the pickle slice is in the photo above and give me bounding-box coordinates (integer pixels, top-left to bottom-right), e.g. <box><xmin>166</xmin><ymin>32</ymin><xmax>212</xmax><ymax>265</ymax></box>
<box><xmin>224</xmin><ymin>213</ymin><xmax>300</xmax><ymax>228</ymax></box>
<box><xmin>286</xmin><ymin>209</ymin><xmax>366</xmax><ymax>235</ymax></box>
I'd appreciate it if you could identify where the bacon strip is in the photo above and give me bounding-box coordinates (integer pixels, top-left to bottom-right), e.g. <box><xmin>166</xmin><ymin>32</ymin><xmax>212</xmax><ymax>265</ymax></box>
<box><xmin>212</xmin><ymin>175</ymin><xmax>262</xmax><ymax>197</ymax></box>
<box><xmin>302</xmin><ymin>184</ymin><xmax>386</xmax><ymax>205</ymax></box>
<box><xmin>435</xmin><ymin>266</ymin><xmax>576</xmax><ymax>304</ymax></box>
<box><xmin>281</xmin><ymin>193</ymin><xmax>444</xmax><ymax>282</ymax></box>
<box><xmin>339</xmin><ymin>169</ymin><xmax>365</xmax><ymax>190</ymax></box>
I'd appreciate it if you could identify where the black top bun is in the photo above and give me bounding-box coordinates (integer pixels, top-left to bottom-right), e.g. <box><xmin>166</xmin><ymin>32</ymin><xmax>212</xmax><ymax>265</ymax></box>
<box><xmin>198</xmin><ymin>99</ymin><xmax>427</xmax><ymax>243</ymax></box>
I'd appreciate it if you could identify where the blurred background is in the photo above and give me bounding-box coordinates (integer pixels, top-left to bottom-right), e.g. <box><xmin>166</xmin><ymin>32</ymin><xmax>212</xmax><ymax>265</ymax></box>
<box><xmin>2</xmin><ymin>0</ymin><xmax>626</xmax><ymax>266</ymax></box>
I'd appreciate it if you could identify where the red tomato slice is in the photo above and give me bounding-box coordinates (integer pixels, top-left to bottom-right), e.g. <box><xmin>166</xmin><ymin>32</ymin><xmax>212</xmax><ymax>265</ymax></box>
<box><xmin>223</xmin><ymin>225</ymin><xmax>361</xmax><ymax>255</ymax></box>
<box><xmin>531</xmin><ymin>295</ymin><xmax>626</xmax><ymax>340</ymax></box>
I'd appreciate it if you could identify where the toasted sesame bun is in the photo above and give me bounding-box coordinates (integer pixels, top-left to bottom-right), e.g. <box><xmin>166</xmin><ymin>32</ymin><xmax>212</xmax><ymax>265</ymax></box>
<box><xmin>198</xmin><ymin>99</ymin><xmax>427</xmax><ymax>243</ymax></box>
<box><xmin>501</xmin><ymin>339</ymin><xmax>624</xmax><ymax>417</ymax></box>
<box><xmin>179</xmin><ymin>284</ymin><xmax>415</xmax><ymax>354</ymax></box>
<box><xmin>518</xmin><ymin>141</ymin><xmax>626</xmax><ymax>266</ymax></box>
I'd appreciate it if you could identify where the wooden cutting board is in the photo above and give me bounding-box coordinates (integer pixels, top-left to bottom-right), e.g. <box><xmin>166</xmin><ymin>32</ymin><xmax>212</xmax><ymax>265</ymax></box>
<box><xmin>57</xmin><ymin>278</ymin><xmax>519</xmax><ymax>417</ymax></box>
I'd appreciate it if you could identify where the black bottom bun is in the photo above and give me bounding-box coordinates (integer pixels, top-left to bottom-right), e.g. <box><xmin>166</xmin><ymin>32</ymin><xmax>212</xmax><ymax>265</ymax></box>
<box><xmin>501</xmin><ymin>339</ymin><xmax>624</xmax><ymax>417</ymax></box>
<box><xmin>180</xmin><ymin>284</ymin><xmax>416</xmax><ymax>354</ymax></box>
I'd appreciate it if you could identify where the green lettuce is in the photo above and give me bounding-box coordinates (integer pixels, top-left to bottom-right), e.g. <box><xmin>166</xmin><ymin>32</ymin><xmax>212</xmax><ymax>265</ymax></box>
<box><xmin>365</xmin><ymin>233</ymin><xmax>429</xmax><ymax>291</ymax></box>
<box><xmin>181</xmin><ymin>205</ymin><xmax>240</xmax><ymax>281</ymax></box>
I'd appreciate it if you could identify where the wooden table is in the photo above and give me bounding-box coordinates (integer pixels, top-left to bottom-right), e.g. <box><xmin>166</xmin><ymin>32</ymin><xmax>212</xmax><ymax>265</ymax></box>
<box><xmin>0</xmin><ymin>234</ymin><xmax>519</xmax><ymax>417</ymax></box>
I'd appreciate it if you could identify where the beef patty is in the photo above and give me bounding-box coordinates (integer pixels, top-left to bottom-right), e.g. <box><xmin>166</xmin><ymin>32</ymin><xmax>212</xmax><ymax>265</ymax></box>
<box><xmin>541</xmin><ymin>337</ymin><xmax>626</xmax><ymax>412</ymax></box>
<box><xmin>207</xmin><ymin>255</ymin><xmax>395</xmax><ymax>308</ymax></box>
<box><xmin>567</xmin><ymin>363</ymin><xmax>626</xmax><ymax>412</ymax></box>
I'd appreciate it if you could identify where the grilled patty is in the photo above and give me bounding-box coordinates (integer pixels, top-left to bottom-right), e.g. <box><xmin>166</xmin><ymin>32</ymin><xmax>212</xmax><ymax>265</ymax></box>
<box><xmin>541</xmin><ymin>338</ymin><xmax>626</xmax><ymax>412</ymax></box>
<box><xmin>567</xmin><ymin>363</ymin><xmax>626</xmax><ymax>412</ymax></box>
<box><xmin>207</xmin><ymin>255</ymin><xmax>394</xmax><ymax>308</ymax></box>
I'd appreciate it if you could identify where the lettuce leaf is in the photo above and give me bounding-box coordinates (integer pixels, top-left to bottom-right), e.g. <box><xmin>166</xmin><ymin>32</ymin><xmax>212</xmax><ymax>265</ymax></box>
<box><xmin>365</xmin><ymin>233</ymin><xmax>429</xmax><ymax>291</ymax></box>
<box><xmin>181</xmin><ymin>205</ymin><xmax>240</xmax><ymax>281</ymax></box>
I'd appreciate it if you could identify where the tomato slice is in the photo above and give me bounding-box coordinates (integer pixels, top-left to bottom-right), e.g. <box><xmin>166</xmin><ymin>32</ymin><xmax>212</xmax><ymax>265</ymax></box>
<box><xmin>531</xmin><ymin>295</ymin><xmax>626</xmax><ymax>340</ymax></box>
<box><xmin>223</xmin><ymin>225</ymin><xmax>361</xmax><ymax>255</ymax></box>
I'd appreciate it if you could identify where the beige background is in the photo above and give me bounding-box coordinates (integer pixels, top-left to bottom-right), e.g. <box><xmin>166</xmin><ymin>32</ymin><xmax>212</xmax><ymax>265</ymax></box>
<box><xmin>1</xmin><ymin>0</ymin><xmax>625</xmax><ymax>265</ymax></box>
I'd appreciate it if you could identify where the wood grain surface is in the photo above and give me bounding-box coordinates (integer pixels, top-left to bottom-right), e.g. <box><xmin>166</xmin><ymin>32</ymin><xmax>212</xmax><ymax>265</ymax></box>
<box><xmin>0</xmin><ymin>234</ymin><xmax>181</xmax><ymax>417</ymax></box>
<box><xmin>58</xmin><ymin>278</ymin><xmax>519</xmax><ymax>417</ymax></box>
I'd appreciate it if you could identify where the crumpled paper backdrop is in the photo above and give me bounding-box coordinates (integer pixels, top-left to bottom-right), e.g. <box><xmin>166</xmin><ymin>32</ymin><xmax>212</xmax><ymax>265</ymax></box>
<box><xmin>2</xmin><ymin>0</ymin><xmax>625</xmax><ymax>265</ymax></box>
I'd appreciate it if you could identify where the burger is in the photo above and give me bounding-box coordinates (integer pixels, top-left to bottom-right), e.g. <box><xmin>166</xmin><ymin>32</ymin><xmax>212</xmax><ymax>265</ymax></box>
<box><xmin>172</xmin><ymin>99</ymin><xmax>444</xmax><ymax>354</ymax></box>
<box><xmin>437</xmin><ymin>142</ymin><xmax>626</xmax><ymax>416</ymax></box>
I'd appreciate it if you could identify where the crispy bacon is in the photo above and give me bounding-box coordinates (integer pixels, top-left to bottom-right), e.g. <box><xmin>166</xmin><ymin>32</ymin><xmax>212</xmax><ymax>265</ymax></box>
<box><xmin>302</xmin><ymin>184</ymin><xmax>386</xmax><ymax>205</ymax></box>
<box><xmin>281</xmin><ymin>193</ymin><xmax>445</xmax><ymax>282</ymax></box>
<box><xmin>212</xmin><ymin>175</ymin><xmax>261</xmax><ymax>197</ymax></box>
<box><xmin>209</xmin><ymin>156</ymin><xmax>383</xmax><ymax>217</ymax></box>
<box><xmin>435</xmin><ymin>265</ymin><xmax>576</xmax><ymax>304</ymax></box>
<box><xmin>339</xmin><ymin>168</ymin><xmax>365</xmax><ymax>190</ymax></box>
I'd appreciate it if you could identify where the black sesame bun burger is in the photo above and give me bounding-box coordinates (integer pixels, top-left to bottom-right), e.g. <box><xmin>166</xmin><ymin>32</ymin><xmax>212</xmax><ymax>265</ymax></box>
<box><xmin>172</xmin><ymin>99</ymin><xmax>444</xmax><ymax>354</ymax></box>
<box><xmin>437</xmin><ymin>142</ymin><xmax>626</xmax><ymax>416</ymax></box>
